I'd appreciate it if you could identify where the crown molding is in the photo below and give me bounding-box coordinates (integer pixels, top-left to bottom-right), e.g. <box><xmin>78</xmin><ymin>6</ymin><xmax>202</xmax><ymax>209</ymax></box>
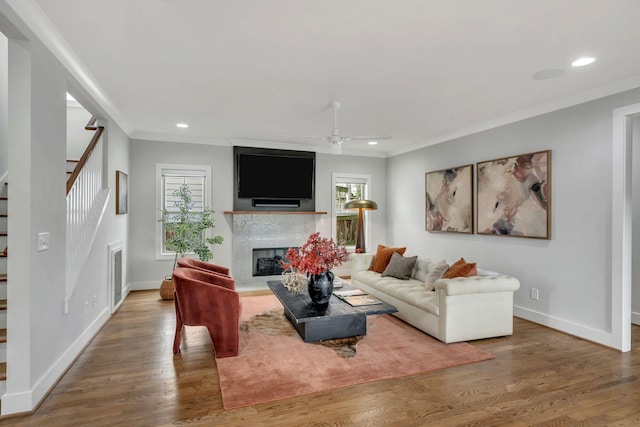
<box><xmin>5</xmin><ymin>0</ymin><xmax>133</xmax><ymax>135</ymax></box>
<box><xmin>388</xmin><ymin>73</ymin><xmax>640</xmax><ymax>157</ymax></box>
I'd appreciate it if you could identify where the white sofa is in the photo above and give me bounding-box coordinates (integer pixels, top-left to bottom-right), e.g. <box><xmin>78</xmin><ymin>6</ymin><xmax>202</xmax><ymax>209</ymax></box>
<box><xmin>349</xmin><ymin>253</ymin><xmax>520</xmax><ymax>343</ymax></box>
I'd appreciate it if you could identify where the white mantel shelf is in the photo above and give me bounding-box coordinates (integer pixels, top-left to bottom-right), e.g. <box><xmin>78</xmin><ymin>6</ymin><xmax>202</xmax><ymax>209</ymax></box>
<box><xmin>223</xmin><ymin>211</ymin><xmax>327</xmax><ymax>215</ymax></box>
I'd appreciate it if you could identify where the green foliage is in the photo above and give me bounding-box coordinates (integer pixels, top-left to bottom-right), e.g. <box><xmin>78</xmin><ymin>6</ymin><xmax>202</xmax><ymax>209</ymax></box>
<box><xmin>160</xmin><ymin>184</ymin><xmax>223</xmax><ymax>270</ymax></box>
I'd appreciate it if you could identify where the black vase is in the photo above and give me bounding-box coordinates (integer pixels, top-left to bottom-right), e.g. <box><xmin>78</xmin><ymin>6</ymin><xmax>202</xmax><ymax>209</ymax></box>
<box><xmin>307</xmin><ymin>271</ymin><xmax>334</xmax><ymax>305</ymax></box>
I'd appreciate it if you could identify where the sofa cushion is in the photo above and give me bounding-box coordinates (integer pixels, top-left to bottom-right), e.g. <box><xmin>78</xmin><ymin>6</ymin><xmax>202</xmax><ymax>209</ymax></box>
<box><xmin>411</xmin><ymin>258</ymin><xmax>431</xmax><ymax>282</ymax></box>
<box><xmin>369</xmin><ymin>244</ymin><xmax>407</xmax><ymax>273</ymax></box>
<box><xmin>382</xmin><ymin>252</ymin><xmax>418</xmax><ymax>280</ymax></box>
<box><xmin>443</xmin><ymin>257</ymin><xmax>477</xmax><ymax>278</ymax></box>
<box><xmin>352</xmin><ymin>270</ymin><xmax>439</xmax><ymax>316</ymax></box>
<box><xmin>424</xmin><ymin>259</ymin><xmax>449</xmax><ymax>291</ymax></box>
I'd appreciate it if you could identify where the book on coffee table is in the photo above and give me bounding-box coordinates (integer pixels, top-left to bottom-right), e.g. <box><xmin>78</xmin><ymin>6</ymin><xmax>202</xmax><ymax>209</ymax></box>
<box><xmin>339</xmin><ymin>294</ymin><xmax>383</xmax><ymax>307</ymax></box>
<box><xmin>333</xmin><ymin>288</ymin><xmax>367</xmax><ymax>297</ymax></box>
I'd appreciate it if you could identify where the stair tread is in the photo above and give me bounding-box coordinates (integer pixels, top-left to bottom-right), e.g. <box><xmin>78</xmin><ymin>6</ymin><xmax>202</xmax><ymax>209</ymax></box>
<box><xmin>0</xmin><ymin>273</ymin><xmax>6</xmax><ymax>281</ymax></box>
<box><xmin>0</xmin><ymin>299</ymin><xmax>6</xmax><ymax>310</ymax></box>
<box><xmin>0</xmin><ymin>363</ymin><xmax>5</xmax><ymax>381</ymax></box>
<box><xmin>0</xmin><ymin>328</ymin><xmax>5</xmax><ymax>343</ymax></box>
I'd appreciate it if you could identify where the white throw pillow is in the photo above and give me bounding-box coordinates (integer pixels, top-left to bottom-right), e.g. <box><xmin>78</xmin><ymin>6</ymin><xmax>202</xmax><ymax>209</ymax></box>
<box><xmin>425</xmin><ymin>260</ymin><xmax>449</xmax><ymax>291</ymax></box>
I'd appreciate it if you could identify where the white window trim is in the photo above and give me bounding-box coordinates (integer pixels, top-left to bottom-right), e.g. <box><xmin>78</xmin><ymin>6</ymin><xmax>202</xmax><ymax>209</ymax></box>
<box><xmin>331</xmin><ymin>172</ymin><xmax>372</xmax><ymax>252</ymax></box>
<box><xmin>155</xmin><ymin>163</ymin><xmax>212</xmax><ymax>261</ymax></box>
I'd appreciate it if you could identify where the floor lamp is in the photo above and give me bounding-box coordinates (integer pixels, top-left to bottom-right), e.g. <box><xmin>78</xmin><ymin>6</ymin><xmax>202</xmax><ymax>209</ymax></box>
<box><xmin>343</xmin><ymin>199</ymin><xmax>377</xmax><ymax>253</ymax></box>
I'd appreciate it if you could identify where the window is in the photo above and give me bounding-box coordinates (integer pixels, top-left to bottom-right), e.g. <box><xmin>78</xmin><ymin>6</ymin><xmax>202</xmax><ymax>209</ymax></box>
<box><xmin>156</xmin><ymin>164</ymin><xmax>212</xmax><ymax>259</ymax></box>
<box><xmin>332</xmin><ymin>173</ymin><xmax>371</xmax><ymax>249</ymax></box>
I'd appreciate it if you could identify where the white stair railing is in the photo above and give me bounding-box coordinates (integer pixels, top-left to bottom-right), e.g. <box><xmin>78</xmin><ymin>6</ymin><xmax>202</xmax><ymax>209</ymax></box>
<box><xmin>65</xmin><ymin>123</ymin><xmax>110</xmax><ymax>313</ymax></box>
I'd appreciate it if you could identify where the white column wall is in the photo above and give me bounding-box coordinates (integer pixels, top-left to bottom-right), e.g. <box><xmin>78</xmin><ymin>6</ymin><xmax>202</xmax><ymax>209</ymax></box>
<box><xmin>0</xmin><ymin>31</ymin><xmax>8</xmax><ymax>179</ymax></box>
<box><xmin>0</xmin><ymin>2</ymin><xmax>131</xmax><ymax>413</ymax></box>
<box><xmin>632</xmin><ymin>115</ymin><xmax>640</xmax><ymax>325</ymax></box>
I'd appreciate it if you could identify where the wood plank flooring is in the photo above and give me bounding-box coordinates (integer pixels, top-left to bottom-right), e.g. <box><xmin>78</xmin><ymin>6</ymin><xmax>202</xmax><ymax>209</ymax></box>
<box><xmin>1</xmin><ymin>290</ymin><xmax>639</xmax><ymax>426</ymax></box>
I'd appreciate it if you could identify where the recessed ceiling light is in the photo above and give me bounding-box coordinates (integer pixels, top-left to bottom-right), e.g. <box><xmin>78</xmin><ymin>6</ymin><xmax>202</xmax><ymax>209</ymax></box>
<box><xmin>571</xmin><ymin>57</ymin><xmax>596</xmax><ymax>67</ymax></box>
<box><xmin>176</xmin><ymin>123</ymin><xmax>189</xmax><ymax>128</ymax></box>
<box><xmin>368</xmin><ymin>141</ymin><xmax>378</xmax><ymax>145</ymax></box>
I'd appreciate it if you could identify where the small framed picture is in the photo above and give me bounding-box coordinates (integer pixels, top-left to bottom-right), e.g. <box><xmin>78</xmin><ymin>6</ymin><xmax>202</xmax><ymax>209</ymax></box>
<box><xmin>116</xmin><ymin>170</ymin><xmax>128</xmax><ymax>214</ymax></box>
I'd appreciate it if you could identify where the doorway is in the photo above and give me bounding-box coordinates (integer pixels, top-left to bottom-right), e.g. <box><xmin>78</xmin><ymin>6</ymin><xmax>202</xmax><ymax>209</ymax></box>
<box><xmin>612</xmin><ymin>103</ymin><xmax>640</xmax><ymax>352</ymax></box>
<box><xmin>632</xmin><ymin>116</ymin><xmax>640</xmax><ymax>329</ymax></box>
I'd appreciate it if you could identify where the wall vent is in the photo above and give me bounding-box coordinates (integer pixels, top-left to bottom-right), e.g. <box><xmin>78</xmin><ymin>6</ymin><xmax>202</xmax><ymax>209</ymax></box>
<box><xmin>108</xmin><ymin>242</ymin><xmax>124</xmax><ymax>312</ymax></box>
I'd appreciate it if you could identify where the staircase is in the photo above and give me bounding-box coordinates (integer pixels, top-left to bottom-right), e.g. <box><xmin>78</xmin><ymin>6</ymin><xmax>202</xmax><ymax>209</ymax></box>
<box><xmin>0</xmin><ymin>182</ymin><xmax>8</xmax><ymax>393</ymax></box>
<box><xmin>66</xmin><ymin>160</ymin><xmax>78</xmax><ymax>180</ymax></box>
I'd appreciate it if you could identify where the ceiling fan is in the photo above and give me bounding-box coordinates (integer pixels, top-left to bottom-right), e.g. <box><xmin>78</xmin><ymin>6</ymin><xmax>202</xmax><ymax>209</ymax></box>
<box><xmin>322</xmin><ymin>101</ymin><xmax>391</xmax><ymax>153</ymax></box>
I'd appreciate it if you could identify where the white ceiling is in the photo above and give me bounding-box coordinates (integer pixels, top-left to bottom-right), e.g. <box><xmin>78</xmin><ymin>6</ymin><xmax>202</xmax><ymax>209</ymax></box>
<box><xmin>19</xmin><ymin>0</ymin><xmax>640</xmax><ymax>157</ymax></box>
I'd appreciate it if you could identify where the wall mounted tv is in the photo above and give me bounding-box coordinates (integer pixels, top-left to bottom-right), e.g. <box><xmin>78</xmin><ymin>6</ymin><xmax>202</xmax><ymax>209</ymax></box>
<box><xmin>233</xmin><ymin>146</ymin><xmax>316</xmax><ymax>211</ymax></box>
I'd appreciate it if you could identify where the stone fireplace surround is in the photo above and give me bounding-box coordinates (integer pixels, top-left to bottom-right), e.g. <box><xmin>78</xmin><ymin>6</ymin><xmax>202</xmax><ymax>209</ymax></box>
<box><xmin>227</xmin><ymin>212</ymin><xmax>325</xmax><ymax>290</ymax></box>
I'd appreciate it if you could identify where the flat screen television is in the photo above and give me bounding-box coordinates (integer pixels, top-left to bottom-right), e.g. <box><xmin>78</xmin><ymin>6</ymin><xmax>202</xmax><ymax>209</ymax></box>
<box><xmin>234</xmin><ymin>147</ymin><xmax>316</xmax><ymax>211</ymax></box>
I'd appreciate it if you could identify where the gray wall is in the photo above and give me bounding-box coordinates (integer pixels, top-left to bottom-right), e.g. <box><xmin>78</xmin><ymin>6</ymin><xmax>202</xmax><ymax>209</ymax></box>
<box><xmin>387</xmin><ymin>87</ymin><xmax>640</xmax><ymax>344</ymax></box>
<box><xmin>128</xmin><ymin>140</ymin><xmax>387</xmax><ymax>287</ymax></box>
<box><xmin>66</xmin><ymin>100</ymin><xmax>93</xmax><ymax>160</ymax></box>
<box><xmin>315</xmin><ymin>152</ymin><xmax>388</xmax><ymax>250</ymax></box>
<box><xmin>0</xmin><ymin>5</ymin><xmax>130</xmax><ymax>413</ymax></box>
<box><xmin>128</xmin><ymin>140</ymin><xmax>234</xmax><ymax>286</ymax></box>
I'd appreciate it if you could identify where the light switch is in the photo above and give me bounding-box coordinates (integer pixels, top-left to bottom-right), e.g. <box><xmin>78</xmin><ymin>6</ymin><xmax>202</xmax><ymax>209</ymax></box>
<box><xmin>37</xmin><ymin>232</ymin><xmax>50</xmax><ymax>251</ymax></box>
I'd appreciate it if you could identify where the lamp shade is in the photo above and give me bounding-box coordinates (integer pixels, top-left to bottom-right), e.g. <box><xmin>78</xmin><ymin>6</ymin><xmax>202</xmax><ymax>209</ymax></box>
<box><xmin>343</xmin><ymin>199</ymin><xmax>378</xmax><ymax>211</ymax></box>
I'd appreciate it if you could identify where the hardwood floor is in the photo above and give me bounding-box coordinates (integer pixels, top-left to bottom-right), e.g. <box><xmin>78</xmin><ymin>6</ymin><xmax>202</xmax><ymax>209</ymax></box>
<box><xmin>1</xmin><ymin>290</ymin><xmax>639</xmax><ymax>426</ymax></box>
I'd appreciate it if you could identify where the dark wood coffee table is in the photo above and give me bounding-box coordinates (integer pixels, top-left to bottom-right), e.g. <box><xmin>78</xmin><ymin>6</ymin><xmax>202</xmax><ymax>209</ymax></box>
<box><xmin>267</xmin><ymin>280</ymin><xmax>398</xmax><ymax>342</ymax></box>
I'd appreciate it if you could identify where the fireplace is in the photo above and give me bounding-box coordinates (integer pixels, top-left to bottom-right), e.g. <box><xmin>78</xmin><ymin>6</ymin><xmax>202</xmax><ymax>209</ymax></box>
<box><xmin>229</xmin><ymin>213</ymin><xmax>319</xmax><ymax>290</ymax></box>
<box><xmin>252</xmin><ymin>247</ymin><xmax>294</xmax><ymax>276</ymax></box>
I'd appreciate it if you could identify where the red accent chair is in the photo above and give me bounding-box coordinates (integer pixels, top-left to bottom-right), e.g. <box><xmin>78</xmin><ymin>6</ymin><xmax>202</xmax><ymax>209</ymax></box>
<box><xmin>177</xmin><ymin>257</ymin><xmax>231</xmax><ymax>277</ymax></box>
<box><xmin>172</xmin><ymin>267</ymin><xmax>240</xmax><ymax>358</ymax></box>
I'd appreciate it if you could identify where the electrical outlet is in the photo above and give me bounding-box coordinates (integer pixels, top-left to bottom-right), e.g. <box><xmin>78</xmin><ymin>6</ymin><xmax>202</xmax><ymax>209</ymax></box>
<box><xmin>530</xmin><ymin>288</ymin><xmax>539</xmax><ymax>301</ymax></box>
<box><xmin>37</xmin><ymin>232</ymin><xmax>50</xmax><ymax>252</ymax></box>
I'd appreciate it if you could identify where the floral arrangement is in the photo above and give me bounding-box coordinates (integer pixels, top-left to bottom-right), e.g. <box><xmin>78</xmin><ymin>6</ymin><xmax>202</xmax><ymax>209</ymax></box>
<box><xmin>281</xmin><ymin>232</ymin><xmax>349</xmax><ymax>276</ymax></box>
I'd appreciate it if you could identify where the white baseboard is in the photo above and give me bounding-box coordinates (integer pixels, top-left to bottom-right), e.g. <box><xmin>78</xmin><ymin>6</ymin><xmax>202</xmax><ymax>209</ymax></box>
<box><xmin>1</xmin><ymin>307</ymin><xmax>111</xmax><ymax>415</ymax></box>
<box><xmin>128</xmin><ymin>281</ymin><xmax>161</xmax><ymax>291</ymax></box>
<box><xmin>632</xmin><ymin>311</ymin><xmax>640</xmax><ymax>326</ymax></box>
<box><xmin>513</xmin><ymin>305</ymin><xmax>619</xmax><ymax>350</ymax></box>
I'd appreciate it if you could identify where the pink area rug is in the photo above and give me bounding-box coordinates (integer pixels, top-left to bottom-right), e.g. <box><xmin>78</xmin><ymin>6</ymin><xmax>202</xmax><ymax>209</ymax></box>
<box><xmin>216</xmin><ymin>294</ymin><xmax>494</xmax><ymax>410</ymax></box>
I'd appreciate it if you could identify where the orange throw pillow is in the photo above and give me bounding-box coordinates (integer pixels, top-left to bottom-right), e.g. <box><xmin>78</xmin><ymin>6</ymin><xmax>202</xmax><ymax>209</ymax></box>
<box><xmin>369</xmin><ymin>244</ymin><xmax>407</xmax><ymax>273</ymax></box>
<box><xmin>442</xmin><ymin>257</ymin><xmax>477</xmax><ymax>278</ymax></box>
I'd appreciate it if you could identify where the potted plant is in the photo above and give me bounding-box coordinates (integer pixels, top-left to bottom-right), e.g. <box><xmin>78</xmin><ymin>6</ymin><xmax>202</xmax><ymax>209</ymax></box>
<box><xmin>281</xmin><ymin>232</ymin><xmax>349</xmax><ymax>305</ymax></box>
<box><xmin>159</xmin><ymin>184</ymin><xmax>224</xmax><ymax>300</ymax></box>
